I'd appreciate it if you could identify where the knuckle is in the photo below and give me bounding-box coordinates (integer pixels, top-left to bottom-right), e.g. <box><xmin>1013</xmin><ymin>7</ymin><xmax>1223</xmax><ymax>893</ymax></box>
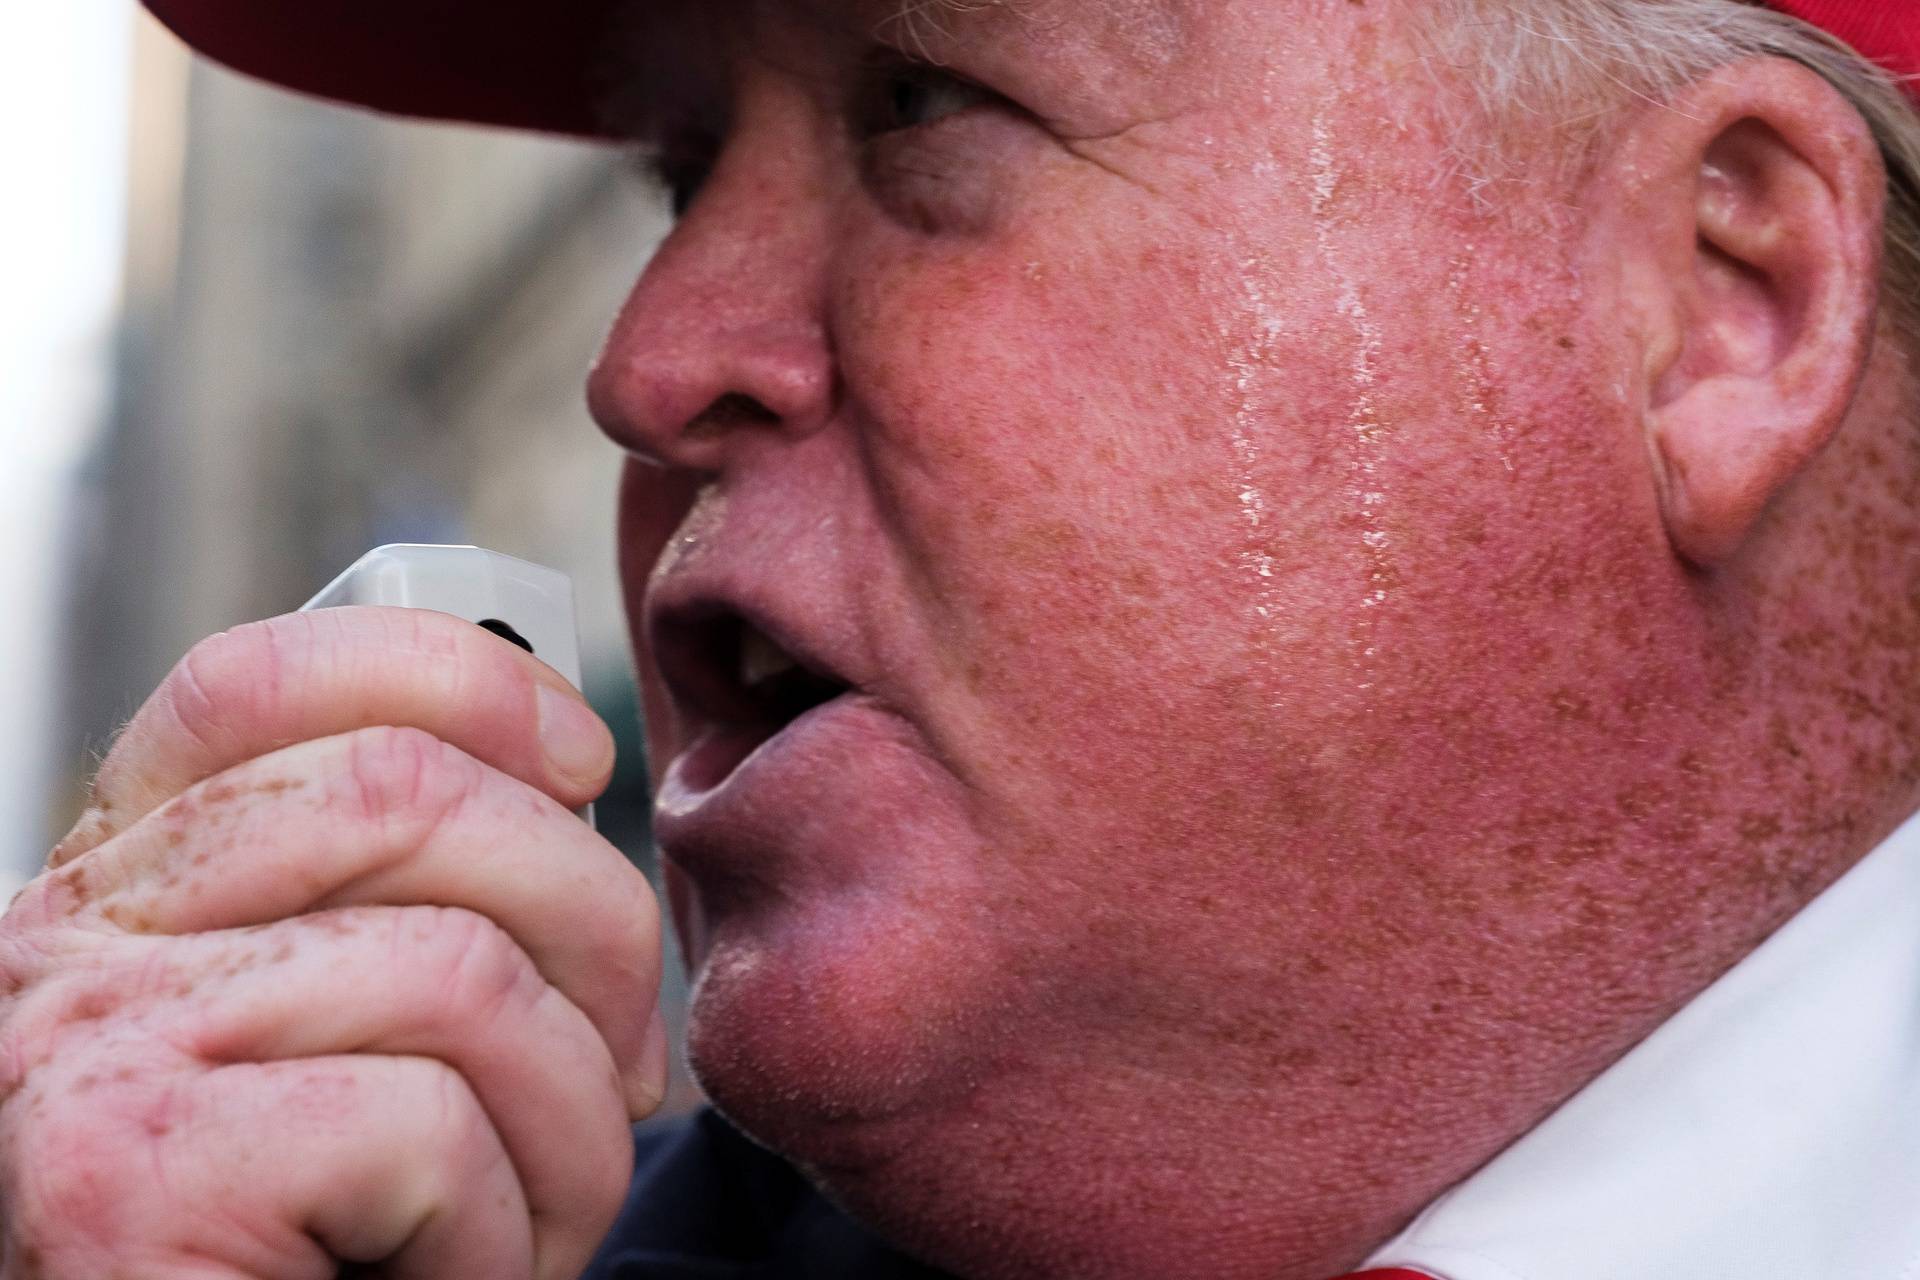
<box><xmin>38</xmin><ymin>975</ymin><xmax>125</xmax><ymax>1041</ymax></box>
<box><xmin>165</xmin><ymin>616</ymin><xmax>306</xmax><ymax>757</ymax></box>
<box><xmin>4</xmin><ymin>982</ymin><xmax>149</xmax><ymax>1102</ymax></box>
<box><xmin>0</xmin><ymin>929</ymin><xmax>37</xmax><ymax>1009</ymax></box>
<box><xmin>392</xmin><ymin>604</ymin><xmax>522</xmax><ymax>697</ymax></box>
<box><xmin>374</xmin><ymin>606</ymin><xmax>502</xmax><ymax>719</ymax></box>
<box><xmin>341</xmin><ymin>725</ymin><xmax>481</xmax><ymax>837</ymax></box>
<box><xmin>390</xmin><ymin>604</ymin><xmax>476</xmax><ymax>672</ymax></box>
<box><xmin>18</xmin><ymin>851</ymin><xmax>130</xmax><ymax>929</ymax></box>
<box><xmin>412</xmin><ymin>1056</ymin><xmax>497</xmax><ymax>1169</ymax></box>
<box><xmin>391</xmin><ymin>608</ymin><xmax>550</xmax><ymax>758</ymax></box>
<box><xmin>0</xmin><ymin>1027</ymin><xmax>32</xmax><ymax>1111</ymax></box>
<box><xmin>1</xmin><ymin>873</ymin><xmax>72</xmax><ymax>934</ymax></box>
<box><xmin>409</xmin><ymin>907</ymin><xmax>544</xmax><ymax>1030</ymax></box>
<box><xmin>384</xmin><ymin>1056</ymin><xmax>507</xmax><ymax>1215</ymax></box>
<box><xmin>0</xmin><ymin>961</ymin><xmax>134</xmax><ymax>1105</ymax></box>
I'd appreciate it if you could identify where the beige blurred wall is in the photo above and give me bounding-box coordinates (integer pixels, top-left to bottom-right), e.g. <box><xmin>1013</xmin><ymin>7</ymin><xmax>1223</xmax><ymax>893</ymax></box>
<box><xmin>61</xmin><ymin>12</ymin><xmax>696</xmax><ymax>1108</ymax></box>
<box><xmin>72</xmin><ymin>14</ymin><xmax>663</xmax><ymax>720</ymax></box>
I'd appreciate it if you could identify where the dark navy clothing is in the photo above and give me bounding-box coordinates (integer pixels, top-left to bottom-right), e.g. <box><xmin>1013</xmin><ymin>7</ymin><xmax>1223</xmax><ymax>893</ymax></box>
<box><xmin>578</xmin><ymin>1109</ymin><xmax>954</xmax><ymax>1279</ymax></box>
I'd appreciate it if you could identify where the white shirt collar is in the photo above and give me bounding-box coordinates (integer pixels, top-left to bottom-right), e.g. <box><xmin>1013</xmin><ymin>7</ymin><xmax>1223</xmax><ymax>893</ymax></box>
<box><xmin>1363</xmin><ymin>807</ymin><xmax>1920</xmax><ymax>1280</ymax></box>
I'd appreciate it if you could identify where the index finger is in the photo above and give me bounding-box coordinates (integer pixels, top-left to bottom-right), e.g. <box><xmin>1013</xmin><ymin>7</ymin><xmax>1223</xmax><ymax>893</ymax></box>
<box><xmin>55</xmin><ymin>607</ymin><xmax>614</xmax><ymax>865</ymax></box>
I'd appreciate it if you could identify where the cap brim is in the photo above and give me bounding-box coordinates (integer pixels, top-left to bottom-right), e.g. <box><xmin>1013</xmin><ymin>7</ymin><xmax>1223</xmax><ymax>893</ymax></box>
<box><xmin>143</xmin><ymin>0</ymin><xmax>626</xmax><ymax>135</ymax></box>
<box><xmin>139</xmin><ymin>1</ymin><xmax>1920</xmax><ymax>137</ymax></box>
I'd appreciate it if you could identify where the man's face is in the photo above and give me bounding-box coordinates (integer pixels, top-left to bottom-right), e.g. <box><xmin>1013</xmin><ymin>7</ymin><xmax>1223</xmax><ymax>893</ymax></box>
<box><xmin>593</xmin><ymin>0</ymin><xmax>1710</xmax><ymax>1270</ymax></box>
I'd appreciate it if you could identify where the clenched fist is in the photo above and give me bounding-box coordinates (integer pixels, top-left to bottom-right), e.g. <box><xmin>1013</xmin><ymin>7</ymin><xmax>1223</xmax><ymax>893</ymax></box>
<box><xmin>0</xmin><ymin>607</ymin><xmax>665</xmax><ymax>1279</ymax></box>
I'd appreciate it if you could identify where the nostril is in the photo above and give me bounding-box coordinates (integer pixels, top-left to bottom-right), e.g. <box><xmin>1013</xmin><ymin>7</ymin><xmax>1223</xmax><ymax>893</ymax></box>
<box><xmin>588</xmin><ymin>300</ymin><xmax>835</xmax><ymax>465</ymax></box>
<box><xmin>686</xmin><ymin>393</ymin><xmax>781</xmax><ymax>440</ymax></box>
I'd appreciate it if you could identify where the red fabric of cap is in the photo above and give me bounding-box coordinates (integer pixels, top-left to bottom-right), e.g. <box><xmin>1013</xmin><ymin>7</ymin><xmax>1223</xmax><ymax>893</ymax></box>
<box><xmin>144</xmin><ymin>1</ymin><xmax>1917</xmax><ymax>134</ymax></box>
<box><xmin>1769</xmin><ymin>0</ymin><xmax>1920</xmax><ymax>83</ymax></box>
<box><xmin>142</xmin><ymin>0</ymin><xmax>624</xmax><ymax>134</ymax></box>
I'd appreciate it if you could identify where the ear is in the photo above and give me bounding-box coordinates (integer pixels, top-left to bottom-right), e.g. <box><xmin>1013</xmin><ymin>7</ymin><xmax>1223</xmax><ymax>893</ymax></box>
<box><xmin>1606</xmin><ymin>58</ymin><xmax>1885</xmax><ymax>566</ymax></box>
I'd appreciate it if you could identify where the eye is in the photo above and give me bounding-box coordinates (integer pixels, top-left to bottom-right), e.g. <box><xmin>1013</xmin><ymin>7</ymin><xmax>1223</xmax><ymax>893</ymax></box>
<box><xmin>863</xmin><ymin>62</ymin><xmax>998</xmax><ymax>137</ymax></box>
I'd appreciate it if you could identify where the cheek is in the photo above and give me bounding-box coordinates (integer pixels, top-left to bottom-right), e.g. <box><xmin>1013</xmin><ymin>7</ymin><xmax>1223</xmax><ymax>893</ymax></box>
<box><xmin>827</xmin><ymin>171</ymin><xmax>1668</xmax><ymax>944</ymax></box>
<box><xmin>833</xmin><ymin>216</ymin><xmax>1369</xmax><ymax>847</ymax></box>
<box><xmin>849</xmin><ymin>237</ymin><xmax>1203</xmax><ymax>578</ymax></box>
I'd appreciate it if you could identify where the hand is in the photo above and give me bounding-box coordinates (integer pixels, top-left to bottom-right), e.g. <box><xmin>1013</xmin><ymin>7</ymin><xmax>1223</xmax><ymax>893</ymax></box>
<box><xmin>0</xmin><ymin>607</ymin><xmax>664</xmax><ymax>1279</ymax></box>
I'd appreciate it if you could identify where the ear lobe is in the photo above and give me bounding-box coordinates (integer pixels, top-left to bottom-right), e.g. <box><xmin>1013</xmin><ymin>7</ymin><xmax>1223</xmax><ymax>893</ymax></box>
<box><xmin>1616</xmin><ymin>61</ymin><xmax>1885</xmax><ymax>567</ymax></box>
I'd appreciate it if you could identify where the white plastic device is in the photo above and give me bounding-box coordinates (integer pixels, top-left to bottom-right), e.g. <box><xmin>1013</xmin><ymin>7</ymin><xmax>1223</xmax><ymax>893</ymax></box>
<box><xmin>301</xmin><ymin>544</ymin><xmax>595</xmax><ymax>826</ymax></box>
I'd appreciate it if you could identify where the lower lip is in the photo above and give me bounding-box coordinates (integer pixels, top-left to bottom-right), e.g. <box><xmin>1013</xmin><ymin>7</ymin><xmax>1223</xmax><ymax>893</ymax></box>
<box><xmin>657</xmin><ymin>693</ymin><xmax>866</xmax><ymax>820</ymax></box>
<box><xmin>653</xmin><ymin>693</ymin><xmax>910</xmax><ymax>892</ymax></box>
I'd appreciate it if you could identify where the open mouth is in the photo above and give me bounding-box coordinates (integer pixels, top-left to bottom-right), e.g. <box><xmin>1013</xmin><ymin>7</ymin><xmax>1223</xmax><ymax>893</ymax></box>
<box><xmin>651</xmin><ymin>604</ymin><xmax>854</xmax><ymax>794</ymax></box>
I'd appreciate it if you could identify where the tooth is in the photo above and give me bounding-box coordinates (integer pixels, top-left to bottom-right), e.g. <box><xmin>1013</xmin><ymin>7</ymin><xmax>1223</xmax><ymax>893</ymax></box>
<box><xmin>740</xmin><ymin>626</ymin><xmax>799</xmax><ymax>689</ymax></box>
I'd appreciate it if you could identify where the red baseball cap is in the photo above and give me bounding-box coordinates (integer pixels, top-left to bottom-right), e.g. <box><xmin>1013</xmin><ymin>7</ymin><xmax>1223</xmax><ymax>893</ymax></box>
<box><xmin>141</xmin><ymin>0</ymin><xmax>1916</xmax><ymax>137</ymax></box>
<box><xmin>142</xmin><ymin>0</ymin><xmax>623</xmax><ymax>134</ymax></box>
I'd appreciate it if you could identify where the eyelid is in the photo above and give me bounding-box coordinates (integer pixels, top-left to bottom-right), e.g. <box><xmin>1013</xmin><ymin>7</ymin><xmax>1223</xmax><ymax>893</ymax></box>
<box><xmin>888</xmin><ymin>53</ymin><xmax>994</xmax><ymax>97</ymax></box>
<box><xmin>855</xmin><ymin>50</ymin><xmax>1025</xmax><ymax>138</ymax></box>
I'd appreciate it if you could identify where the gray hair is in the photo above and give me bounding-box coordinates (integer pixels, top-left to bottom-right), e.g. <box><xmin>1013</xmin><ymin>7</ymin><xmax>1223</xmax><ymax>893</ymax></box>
<box><xmin>1422</xmin><ymin>0</ymin><xmax>1920</xmax><ymax>337</ymax></box>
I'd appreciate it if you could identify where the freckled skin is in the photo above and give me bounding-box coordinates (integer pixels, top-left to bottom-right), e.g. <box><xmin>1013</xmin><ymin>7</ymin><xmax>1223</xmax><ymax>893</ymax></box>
<box><xmin>598</xmin><ymin>1</ymin><xmax>1920</xmax><ymax>1277</ymax></box>
<box><xmin>0</xmin><ymin>602</ymin><xmax>655</xmax><ymax>1277</ymax></box>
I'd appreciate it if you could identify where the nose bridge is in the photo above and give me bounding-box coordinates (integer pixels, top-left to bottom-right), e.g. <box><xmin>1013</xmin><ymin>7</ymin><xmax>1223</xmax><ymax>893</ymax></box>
<box><xmin>591</xmin><ymin>99</ymin><xmax>835</xmax><ymax>469</ymax></box>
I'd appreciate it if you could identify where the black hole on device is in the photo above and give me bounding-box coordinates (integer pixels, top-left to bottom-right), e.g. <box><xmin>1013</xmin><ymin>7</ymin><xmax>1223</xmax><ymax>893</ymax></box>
<box><xmin>478</xmin><ymin>618</ymin><xmax>534</xmax><ymax>654</ymax></box>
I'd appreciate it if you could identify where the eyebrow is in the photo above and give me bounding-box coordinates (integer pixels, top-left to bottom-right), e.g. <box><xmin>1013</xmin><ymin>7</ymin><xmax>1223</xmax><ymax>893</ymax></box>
<box><xmin>872</xmin><ymin>0</ymin><xmax>1019</xmax><ymax>61</ymax></box>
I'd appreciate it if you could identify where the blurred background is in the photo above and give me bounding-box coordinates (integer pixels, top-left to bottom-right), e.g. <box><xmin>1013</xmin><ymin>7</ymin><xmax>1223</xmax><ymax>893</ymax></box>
<box><xmin>8</xmin><ymin>2</ymin><xmax>698</xmax><ymax>1108</ymax></box>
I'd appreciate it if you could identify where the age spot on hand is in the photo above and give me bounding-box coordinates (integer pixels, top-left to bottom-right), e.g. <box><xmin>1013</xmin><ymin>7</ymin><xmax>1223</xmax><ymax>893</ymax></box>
<box><xmin>98</xmin><ymin>903</ymin><xmax>156</xmax><ymax>934</ymax></box>
<box><xmin>56</xmin><ymin>862</ymin><xmax>95</xmax><ymax>906</ymax></box>
<box><xmin>203</xmin><ymin>776</ymin><xmax>307</xmax><ymax>809</ymax></box>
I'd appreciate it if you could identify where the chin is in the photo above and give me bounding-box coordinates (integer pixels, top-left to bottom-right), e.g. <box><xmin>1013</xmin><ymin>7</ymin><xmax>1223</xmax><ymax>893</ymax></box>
<box><xmin>678</xmin><ymin>876</ymin><xmax>1007</xmax><ymax>1171</ymax></box>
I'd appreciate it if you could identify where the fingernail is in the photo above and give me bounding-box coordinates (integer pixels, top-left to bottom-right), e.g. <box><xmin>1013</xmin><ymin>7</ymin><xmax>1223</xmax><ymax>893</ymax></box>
<box><xmin>536</xmin><ymin>684</ymin><xmax>613</xmax><ymax>784</ymax></box>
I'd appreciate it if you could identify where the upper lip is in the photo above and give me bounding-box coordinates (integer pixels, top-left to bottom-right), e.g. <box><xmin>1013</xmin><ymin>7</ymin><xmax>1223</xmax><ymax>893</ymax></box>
<box><xmin>645</xmin><ymin>578</ymin><xmax>857</xmax><ymax>737</ymax></box>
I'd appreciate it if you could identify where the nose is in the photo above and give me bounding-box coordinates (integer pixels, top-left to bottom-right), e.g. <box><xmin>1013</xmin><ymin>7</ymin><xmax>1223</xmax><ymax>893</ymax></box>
<box><xmin>589</xmin><ymin>133</ymin><xmax>836</xmax><ymax>472</ymax></box>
